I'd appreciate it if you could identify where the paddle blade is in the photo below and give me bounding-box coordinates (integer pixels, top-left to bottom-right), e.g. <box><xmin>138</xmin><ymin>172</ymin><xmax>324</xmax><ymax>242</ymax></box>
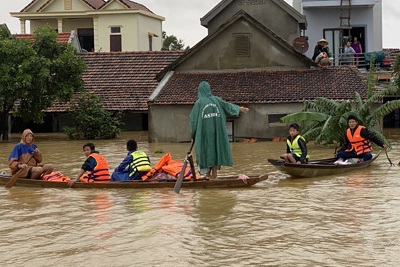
<box><xmin>5</xmin><ymin>170</ymin><xmax>23</xmax><ymax>188</ymax></box>
<box><xmin>173</xmin><ymin>160</ymin><xmax>188</xmax><ymax>194</ymax></box>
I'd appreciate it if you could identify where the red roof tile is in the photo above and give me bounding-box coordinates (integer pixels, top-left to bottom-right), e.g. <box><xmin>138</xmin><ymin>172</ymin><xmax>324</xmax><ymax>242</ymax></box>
<box><xmin>150</xmin><ymin>67</ymin><xmax>367</xmax><ymax>105</ymax></box>
<box><xmin>21</xmin><ymin>0</ymin><xmax>106</xmax><ymax>12</ymax></box>
<box><xmin>14</xmin><ymin>32</ymin><xmax>71</xmax><ymax>44</ymax></box>
<box><xmin>83</xmin><ymin>0</ymin><xmax>106</xmax><ymax>9</ymax></box>
<box><xmin>47</xmin><ymin>51</ymin><xmax>184</xmax><ymax>112</ymax></box>
<box><xmin>118</xmin><ymin>0</ymin><xmax>152</xmax><ymax>12</ymax></box>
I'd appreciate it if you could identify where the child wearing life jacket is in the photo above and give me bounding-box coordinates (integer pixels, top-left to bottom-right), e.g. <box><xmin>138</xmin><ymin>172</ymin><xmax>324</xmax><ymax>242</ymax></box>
<box><xmin>110</xmin><ymin>139</ymin><xmax>151</xmax><ymax>181</ymax></box>
<box><xmin>281</xmin><ymin>123</ymin><xmax>309</xmax><ymax>164</ymax></box>
<box><xmin>69</xmin><ymin>143</ymin><xmax>110</xmax><ymax>186</ymax></box>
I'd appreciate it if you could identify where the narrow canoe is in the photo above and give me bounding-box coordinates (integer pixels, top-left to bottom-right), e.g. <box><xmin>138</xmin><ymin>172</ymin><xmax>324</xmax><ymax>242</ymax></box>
<box><xmin>267</xmin><ymin>151</ymin><xmax>380</xmax><ymax>178</ymax></box>
<box><xmin>0</xmin><ymin>174</ymin><xmax>268</xmax><ymax>189</ymax></box>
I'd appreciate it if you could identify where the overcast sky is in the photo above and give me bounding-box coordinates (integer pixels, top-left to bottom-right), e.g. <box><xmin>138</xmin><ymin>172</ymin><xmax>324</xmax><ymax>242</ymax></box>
<box><xmin>1</xmin><ymin>0</ymin><xmax>399</xmax><ymax>48</ymax></box>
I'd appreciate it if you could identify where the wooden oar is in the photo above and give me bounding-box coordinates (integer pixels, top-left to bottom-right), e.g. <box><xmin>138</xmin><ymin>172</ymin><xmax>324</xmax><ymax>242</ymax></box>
<box><xmin>173</xmin><ymin>140</ymin><xmax>195</xmax><ymax>194</ymax></box>
<box><xmin>5</xmin><ymin>154</ymin><xmax>35</xmax><ymax>188</ymax></box>
<box><xmin>333</xmin><ymin>140</ymin><xmax>338</xmax><ymax>156</ymax></box>
<box><xmin>385</xmin><ymin>149</ymin><xmax>394</xmax><ymax>166</ymax></box>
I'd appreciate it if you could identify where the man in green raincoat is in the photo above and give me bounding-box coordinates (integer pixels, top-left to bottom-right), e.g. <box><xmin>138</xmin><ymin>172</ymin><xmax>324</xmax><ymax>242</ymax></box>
<box><xmin>189</xmin><ymin>81</ymin><xmax>249</xmax><ymax>179</ymax></box>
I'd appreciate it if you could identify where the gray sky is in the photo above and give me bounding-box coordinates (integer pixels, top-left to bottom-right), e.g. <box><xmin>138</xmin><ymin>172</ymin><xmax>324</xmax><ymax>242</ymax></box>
<box><xmin>1</xmin><ymin>0</ymin><xmax>399</xmax><ymax>48</ymax></box>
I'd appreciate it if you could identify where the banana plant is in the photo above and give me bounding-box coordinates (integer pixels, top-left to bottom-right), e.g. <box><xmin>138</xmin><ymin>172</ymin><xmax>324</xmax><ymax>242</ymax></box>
<box><xmin>281</xmin><ymin>84</ymin><xmax>400</xmax><ymax>146</ymax></box>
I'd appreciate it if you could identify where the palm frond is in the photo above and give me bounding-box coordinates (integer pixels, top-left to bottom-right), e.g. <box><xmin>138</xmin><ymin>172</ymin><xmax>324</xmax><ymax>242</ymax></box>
<box><xmin>280</xmin><ymin>112</ymin><xmax>329</xmax><ymax>123</ymax></box>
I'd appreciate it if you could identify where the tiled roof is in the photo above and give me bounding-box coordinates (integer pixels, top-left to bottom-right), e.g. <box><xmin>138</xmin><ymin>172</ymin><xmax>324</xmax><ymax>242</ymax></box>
<box><xmin>46</xmin><ymin>51</ymin><xmax>184</xmax><ymax>112</ymax></box>
<box><xmin>82</xmin><ymin>0</ymin><xmax>106</xmax><ymax>9</ymax></box>
<box><xmin>99</xmin><ymin>0</ymin><xmax>152</xmax><ymax>12</ymax></box>
<box><xmin>118</xmin><ymin>0</ymin><xmax>152</xmax><ymax>12</ymax></box>
<box><xmin>14</xmin><ymin>32</ymin><xmax>71</xmax><ymax>44</ymax></box>
<box><xmin>150</xmin><ymin>66</ymin><xmax>367</xmax><ymax>105</ymax></box>
<box><xmin>21</xmin><ymin>0</ymin><xmax>106</xmax><ymax>12</ymax></box>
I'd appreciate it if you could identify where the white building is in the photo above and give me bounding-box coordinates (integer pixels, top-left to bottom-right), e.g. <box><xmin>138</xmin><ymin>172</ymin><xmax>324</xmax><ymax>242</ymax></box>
<box><xmin>10</xmin><ymin>0</ymin><xmax>164</xmax><ymax>52</ymax></box>
<box><xmin>293</xmin><ymin>0</ymin><xmax>383</xmax><ymax>59</ymax></box>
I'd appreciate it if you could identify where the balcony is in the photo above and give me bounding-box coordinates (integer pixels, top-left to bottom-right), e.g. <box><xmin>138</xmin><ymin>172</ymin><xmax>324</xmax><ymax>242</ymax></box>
<box><xmin>320</xmin><ymin>50</ymin><xmax>398</xmax><ymax>74</ymax></box>
<box><xmin>302</xmin><ymin>0</ymin><xmax>376</xmax><ymax>8</ymax></box>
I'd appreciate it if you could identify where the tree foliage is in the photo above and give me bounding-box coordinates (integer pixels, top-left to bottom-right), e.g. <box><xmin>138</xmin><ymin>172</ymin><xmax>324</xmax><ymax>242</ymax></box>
<box><xmin>0</xmin><ymin>25</ymin><xmax>86</xmax><ymax>140</ymax></box>
<box><xmin>161</xmin><ymin>31</ymin><xmax>189</xmax><ymax>51</ymax></box>
<box><xmin>394</xmin><ymin>52</ymin><xmax>400</xmax><ymax>89</ymax></box>
<box><xmin>64</xmin><ymin>92</ymin><xmax>121</xmax><ymax>140</ymax></box>
<box><xmin>281</xmin><ymin>64</ymin><xmax>400</xmax><ymax>146</ymax></box>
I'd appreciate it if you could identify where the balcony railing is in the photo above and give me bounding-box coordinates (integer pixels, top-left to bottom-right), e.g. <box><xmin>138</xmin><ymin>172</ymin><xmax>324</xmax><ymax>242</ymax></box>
<box><xmin>317</xmin><ymin>50</ymin><xmax>399</xmax><ymax>71</ymax></box>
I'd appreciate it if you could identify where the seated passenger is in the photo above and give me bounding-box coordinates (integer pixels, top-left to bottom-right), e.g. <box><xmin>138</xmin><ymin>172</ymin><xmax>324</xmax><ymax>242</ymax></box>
<box><xmin>335</xmin><ymin>115</ymin><xmax>386</xmax><ymax>164</ymax></box>
<box><xmin>280</xmin><ymin>123</ymin><xmax>309</xmax><ymax>164</ymax></box>
<box><xmin>111</xmin><ymin>139</ymin><xmax>151</xmax><ymax>181</ymax></box>
<box><xmin>69</xmin><ymin>143</ymin><xmax>110</xmax><ymax>186</ymax></box>
<box><xmin>8</xmin><ymin>129</ymin><xmax>53</xmax><ymax>179</ymax></box>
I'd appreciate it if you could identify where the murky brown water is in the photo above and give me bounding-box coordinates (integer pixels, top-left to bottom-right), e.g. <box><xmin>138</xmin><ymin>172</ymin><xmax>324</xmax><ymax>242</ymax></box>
<box><xmin>1</xmin><ymin>131</ymin><xmax>400</xmax><ymax>266</ymax></box>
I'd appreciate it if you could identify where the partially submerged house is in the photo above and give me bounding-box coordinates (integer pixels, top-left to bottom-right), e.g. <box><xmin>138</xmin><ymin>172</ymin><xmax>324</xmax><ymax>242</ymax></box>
<box><xmin>147</xmin><ymin>0</ymin><xmax>368</xmax><ymax>142</ymax></box>
<box><xmin>45</xmin><ymin>51</ymin><xmax>184</xmax><ymax>132</ymax></box>
<box><xmin>10</xmin><ymin>0</ymin><xmax>164</xmax><ymax>52</ymax></box>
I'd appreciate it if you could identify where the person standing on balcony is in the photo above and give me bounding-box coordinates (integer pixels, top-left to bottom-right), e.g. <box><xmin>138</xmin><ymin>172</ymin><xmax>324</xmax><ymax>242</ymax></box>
<box><xmin>351</xmin><ymin>37</ymin><xmax>363</xmax><ymax>67</ymax></box>
<box><xmin>343</xmin><ymin>41</ymin><xmax>356</xmax><ymax>65</ymax></box>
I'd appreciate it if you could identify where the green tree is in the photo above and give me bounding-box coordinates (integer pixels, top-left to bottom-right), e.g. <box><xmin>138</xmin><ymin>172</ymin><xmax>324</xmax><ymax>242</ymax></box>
<box><xmin>162</xmin><ymin>31</ymin><xmax>189</xmax><ymax>51</ymax></box>
<box><xmin>281</xmin><ymin>65</ymin><xmax>400</xmax><ymax>146</ymax></box>
<box><xmin>64</xmin><ymin>92</ymin><xmax>121</xmax><ymax>140</ymax></box>
<box><xmin>0</xmin><ymin>25</ymin><xmax>86</xmax><ymax>140</ymax></box>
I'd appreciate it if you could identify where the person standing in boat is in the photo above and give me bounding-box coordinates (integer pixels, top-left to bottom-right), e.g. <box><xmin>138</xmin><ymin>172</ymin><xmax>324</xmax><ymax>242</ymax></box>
<box><xmin>110</xmin><ymin>139</ymin><xmax>151</xmax><ymax>181</ymax></box>
<box><xmin>335</xmin><ymin>115</ymin><xmax>387</xmax><ymax>164</ymax></box>
<box><xmin>69</xmin><ymin>143</ymin><xmax>110</xmax><ymax>186</ymax></box>
<box><xmin>8</xmin><ymin>129</ymin><xmax>53</xmax><ymax>179</ymax></box>
<box><xmin>189</xmin><ymin>81</ymin><xmax>249</xmax><ymax>179</ymax></box>
<box><xmin>281</xmin><ymin>123</ymin><xmax>309</xmax><ymax>164</ymax></box>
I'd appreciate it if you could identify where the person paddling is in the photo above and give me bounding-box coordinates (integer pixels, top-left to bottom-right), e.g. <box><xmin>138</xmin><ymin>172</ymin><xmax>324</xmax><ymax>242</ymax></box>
<box><xmin>335</xmin><ymin>115</ymin><xmax>387</xmax><ymax>164</ymax></box>
<box><xmin>8</xmin><ymin>129</ymin><xmax>53</xmax><ymax>179</ymax></box>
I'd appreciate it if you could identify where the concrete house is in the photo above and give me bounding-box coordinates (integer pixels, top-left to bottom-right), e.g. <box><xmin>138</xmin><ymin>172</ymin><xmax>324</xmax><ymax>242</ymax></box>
<box><xmin>148</xmin><ymin>0</ymin><xmax>367</xmax><ymax>143</ymax></box>
<box><xmin>10</xmin><ymin>0</ymin><xmax>164</xmax><ymax>52</ymax></box>
<box><xmin>292</xmin><ymin>0</ymin><xmax>383</xmax><ymax>60</ymax></box>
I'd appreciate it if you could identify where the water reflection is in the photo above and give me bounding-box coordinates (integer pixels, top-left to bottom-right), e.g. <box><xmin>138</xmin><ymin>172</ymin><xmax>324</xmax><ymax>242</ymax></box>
<box><xmin>1</xmin><ymin>131</ymin><xmax>400</xmax><ymax>266</ymax></box>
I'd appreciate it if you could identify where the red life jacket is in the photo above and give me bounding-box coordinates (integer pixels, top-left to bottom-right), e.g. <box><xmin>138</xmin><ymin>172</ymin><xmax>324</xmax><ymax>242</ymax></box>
<box><xmin>81</xmin><ymin>153</ymin><xmax>110</xmax><ymax>182</ymax></box>
<box><xmin>345</xmin><ymin>126</ymin><xmax>372</xmax><ymax>155</ymax></box>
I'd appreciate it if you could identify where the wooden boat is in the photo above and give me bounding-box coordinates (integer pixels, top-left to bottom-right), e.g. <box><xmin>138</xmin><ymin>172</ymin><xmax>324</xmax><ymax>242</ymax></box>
<box><xmin>0</xmin><ymin>174</ymin><xmax>268</xmax><ymax>189</ymax></box>
<box><xmin>267</xmin><ymin>151</ymin><xmax>380</xmax><ymax>178</ymax></box>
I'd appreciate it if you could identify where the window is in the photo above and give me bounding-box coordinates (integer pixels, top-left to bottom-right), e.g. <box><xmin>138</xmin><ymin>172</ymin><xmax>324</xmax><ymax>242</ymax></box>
<box><xmin>110</xmin><ymin>27</ymin><xmax>121</xmax><ymax>34</ymax></box>
<box><xmin>234</xmin><ymin>34</ymin><xmax>250</xmax><ymax>57</ymax></box>
<box><xmin>226</xmin><ymin>120</ymin><xmax>234</xmax><ymax>142</ymax></box>
<box><xmin>110</xmin><ymin>26</ymin><xmax>122</xmax><ymax>52</ymax></box>
<box><xmin>268</xmin><ymin>114</ymin><xmax>286</xmax><ymax>124</ymax></box>
<box><xmin>77</xmin><ymin>28</ymin><xmax>94</xmax><ymax>52</ymax></box>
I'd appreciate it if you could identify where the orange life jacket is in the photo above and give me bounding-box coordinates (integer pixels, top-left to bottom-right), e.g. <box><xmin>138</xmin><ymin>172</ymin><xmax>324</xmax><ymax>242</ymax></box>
<box><xmin>345</xmin><ymin>126</ymin><xmax>372</xmax><ymax>155</ymax></box>
<box><xmin>43</xmin><ymin>171</ymin><xmax>71</xmax><ymax>182</ymax></box>
<box><xmin>142</xmin><ymin>153</ymin><xmax>199</xmax><ymax>180</ymax></box>
<box><xmin>161</xmin><ymin>160</ymin><xmax>194</xmax><ymax>180</ymax></box>
<box><xmin>81</xmin><ymin>153</ymin><xmax>110</xmax><ymax>182</ymax></box>
<box><xmin>142</xmin><ymin>153</ymin><xmax>172</xmax><ymax>181</ymax></box>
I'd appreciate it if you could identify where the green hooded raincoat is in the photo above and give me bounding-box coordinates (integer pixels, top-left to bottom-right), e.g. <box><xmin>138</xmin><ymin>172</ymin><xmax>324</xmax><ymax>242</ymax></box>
<box><xmin>189</xmin><ymin>81</ymin><xmax>241</xmax><ymax>172</ymax></box>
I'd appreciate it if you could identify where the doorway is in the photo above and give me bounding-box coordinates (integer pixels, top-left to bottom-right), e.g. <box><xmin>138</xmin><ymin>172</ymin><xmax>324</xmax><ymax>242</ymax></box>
<box><xmin>350</xmin><ymin>27</ymin><xmax>366</xmax><ymax>53</ymax></box>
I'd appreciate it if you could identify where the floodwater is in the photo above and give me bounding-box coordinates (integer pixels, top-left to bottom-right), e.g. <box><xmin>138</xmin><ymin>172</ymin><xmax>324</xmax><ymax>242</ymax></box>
<box><xmin>1</xmin><ymin>131</ymin><xmax>400</xmax><ymax>267</ymax></box>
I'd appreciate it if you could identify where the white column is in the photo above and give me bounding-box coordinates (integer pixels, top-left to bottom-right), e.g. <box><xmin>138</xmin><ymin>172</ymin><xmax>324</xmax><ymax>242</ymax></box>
<box><xmin>57</xmin><ymin>18</ymin><xmax>63</xmax><ymax>33</ymax></box>
<box><xmin>93</xmin><ymin>17</ymin><xmax>99</xmax><ymax>52</ymax></box>
<box><xmin>20</xmin><ymin>19</ymin><xmax>26</xmax><ymax>34</ymax></box>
